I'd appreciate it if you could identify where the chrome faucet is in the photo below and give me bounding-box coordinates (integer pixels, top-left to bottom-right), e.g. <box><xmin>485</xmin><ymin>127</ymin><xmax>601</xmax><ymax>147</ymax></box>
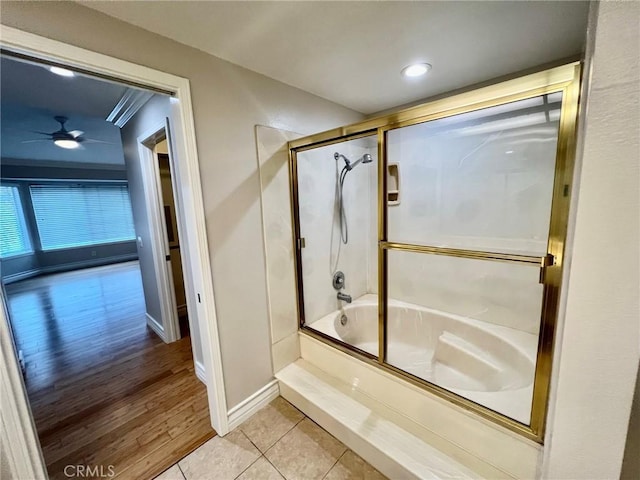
<box><xmin>337</xmin><ymin>292</ymin><xmax>352</xmax><ymax>303</ymax></box>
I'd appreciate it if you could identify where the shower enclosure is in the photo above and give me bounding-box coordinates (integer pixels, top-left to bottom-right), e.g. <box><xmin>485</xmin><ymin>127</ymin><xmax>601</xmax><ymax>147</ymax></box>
<box><xmin>289</xmin><ymin>63</ymin><xmax>580</xmax><ymax>441</ymax></box>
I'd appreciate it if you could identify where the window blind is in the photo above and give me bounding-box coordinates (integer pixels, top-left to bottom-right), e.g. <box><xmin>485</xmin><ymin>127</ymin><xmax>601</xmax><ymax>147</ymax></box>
<box><xmin>30</xmin><ymin>184</ymin><xmax>136</xmax><ymax>251</ymax></box>
<box><xmin>0</xmin><ymin>185</ymin><xmax>32</xmax><ymax>258</ymax></box>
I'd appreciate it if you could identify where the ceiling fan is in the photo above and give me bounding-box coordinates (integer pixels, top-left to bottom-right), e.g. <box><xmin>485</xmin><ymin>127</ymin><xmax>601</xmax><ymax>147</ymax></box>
<box><xmin>22</xmin><ymin>116</ymin><xmax>113</xmax><ymax>150</ymax></box>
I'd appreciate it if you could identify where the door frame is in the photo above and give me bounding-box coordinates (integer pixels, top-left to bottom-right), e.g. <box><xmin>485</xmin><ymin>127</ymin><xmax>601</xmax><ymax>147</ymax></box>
<box><xmin>0</xmin><ymin>25</ymin><xmax>230</xmax><ymax>476</ymax></box>
<box><xmin>138</xmin><ymin>124</ymin><xmax>187</xmax><ymax>347</ymax></box>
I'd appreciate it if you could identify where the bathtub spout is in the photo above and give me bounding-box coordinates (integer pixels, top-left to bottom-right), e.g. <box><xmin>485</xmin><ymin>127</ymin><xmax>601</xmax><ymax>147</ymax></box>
<box><xmin>337</xmin><ymin>292</ymin><xmax>352</xmax><ymax>303</ymax></box>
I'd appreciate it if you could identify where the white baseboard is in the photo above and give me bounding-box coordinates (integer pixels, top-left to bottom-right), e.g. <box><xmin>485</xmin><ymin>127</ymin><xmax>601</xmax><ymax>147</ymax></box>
<box><xmin>227</xmin><ymin>379</ymin><xmax>280</xmax><ymax>431</ymax></box>
<box><xmin>1</xmin><ymin>269</ymin><xmax>41</xmax><ymax>284</ymax></box>
<box><xmin>146</xmin><ymin>313</ymin><xmax>167</xmax><ymax>342</ymax></box>
<box><xmin>1</xmin><ymin>255</ymin><xmax>138</xmax><ymax>284</ymax></box>
<box><xmin>195</xmin><ymin>360</ymin><xmax>206</xmax><ymax>385</ymax></box>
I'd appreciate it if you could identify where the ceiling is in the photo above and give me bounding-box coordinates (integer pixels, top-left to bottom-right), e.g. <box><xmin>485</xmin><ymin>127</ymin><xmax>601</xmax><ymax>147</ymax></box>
<box><xmin>1</xmin><ymin>56</ymin><xmax>129</xmax><ymax>118</ymax></box>
<box><xmin>80</xmin><ymin>1</ymin><xmax>589</xmax><ymax>114</ymax></box>
<box><xmin>1</xmin><ymin>56</ymin><xmax>129</xmax><ymax>164</ymax></box>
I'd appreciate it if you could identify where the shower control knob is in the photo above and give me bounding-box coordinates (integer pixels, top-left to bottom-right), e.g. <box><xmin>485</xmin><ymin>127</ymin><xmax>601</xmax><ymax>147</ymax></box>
<box><xmin>333</xmin><ymin>271</ymin><xmax>345</xmax><ymax>290</ymax></box>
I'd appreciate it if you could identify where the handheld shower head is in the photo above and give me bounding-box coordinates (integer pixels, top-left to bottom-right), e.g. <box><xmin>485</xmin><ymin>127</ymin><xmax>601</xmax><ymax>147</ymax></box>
<box><xmin>334</xmin><ymin>151</ymin><xmax>374</xmax><ymax>245</ymax></box>
<box><xmin>334</xmin><ymin>152</ymin><xmax>373</xmax><ymax>171</ymax></box>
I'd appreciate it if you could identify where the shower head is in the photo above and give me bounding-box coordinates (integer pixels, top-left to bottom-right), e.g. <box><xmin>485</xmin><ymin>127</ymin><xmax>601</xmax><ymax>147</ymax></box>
<box><xmin>334</xmin><ymin>152</ymin><xmax>373</xmax><ymax>171</ymax></box>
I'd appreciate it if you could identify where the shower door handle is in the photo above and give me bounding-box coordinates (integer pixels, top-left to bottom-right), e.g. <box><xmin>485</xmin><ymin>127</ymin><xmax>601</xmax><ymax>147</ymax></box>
<box><xmin>539</xmin><ymin>254</ymin><xmax>555</xmax><ymax>284</ymax></box>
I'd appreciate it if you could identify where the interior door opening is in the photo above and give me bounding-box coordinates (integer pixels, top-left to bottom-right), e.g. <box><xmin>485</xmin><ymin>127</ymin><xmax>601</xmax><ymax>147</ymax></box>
<box><xmin>0</xmin><ymin>49</ymin><xmax>217</xmax><ymax>479</ymax></box>
<box><xmin>151</xmin><ymin>134</ymin><xmax>192</xmax><ymax>342</ymax></box>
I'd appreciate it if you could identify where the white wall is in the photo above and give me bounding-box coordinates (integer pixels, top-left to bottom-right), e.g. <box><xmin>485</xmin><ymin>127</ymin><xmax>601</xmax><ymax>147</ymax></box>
<box><xmin>120</xmin><ymin>95</ymin><xmax>171</xmax><ymax>329</ymax></box>
<box><xmin>120</xmin><ymin>94</ymin><xmax>205</xmax><ymax>365</ymax></box>
<box><xmin>543</xmin><ymin>1</ymin><xmax>640</xmax><ymax>478</ymax></box>
<box><xmin>0</xmin><ymin>1</ymin><xmax>363</xmax><ymax>408</ymax></box>
<box><xmin>297</xmin><ymin>137</ymin><xmax>376</xmax><ymax>324</ymax></box>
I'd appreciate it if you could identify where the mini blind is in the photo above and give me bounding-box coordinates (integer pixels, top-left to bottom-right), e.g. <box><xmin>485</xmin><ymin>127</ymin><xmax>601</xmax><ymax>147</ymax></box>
<box><xmin>30</xmin><ymin>184</ymin><xmax>136</xmax><ymax>251</ymax></box>
<box><xmin>0</xmin><ymin>185</ymin><xmax>32</xmax><ymax>258</ymax></box>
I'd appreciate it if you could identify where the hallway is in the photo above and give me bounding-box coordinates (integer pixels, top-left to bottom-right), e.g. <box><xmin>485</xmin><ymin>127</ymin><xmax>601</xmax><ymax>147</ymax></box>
<box><xmin>5</xmin><ymin>262</ymin><xmax>214</xmax><ymax>479</ymax></box>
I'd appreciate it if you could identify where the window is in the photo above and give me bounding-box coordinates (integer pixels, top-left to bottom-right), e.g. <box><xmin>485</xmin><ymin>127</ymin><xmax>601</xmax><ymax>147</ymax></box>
<box><xmin>0</xmin><ymin>185</ymin><xmax>32</xmax><ymax>258</ymax></box>
<box><xmin>30</xmin><ymin>184</ymin><xmax>136</xmax><ymax>251</ymax></box>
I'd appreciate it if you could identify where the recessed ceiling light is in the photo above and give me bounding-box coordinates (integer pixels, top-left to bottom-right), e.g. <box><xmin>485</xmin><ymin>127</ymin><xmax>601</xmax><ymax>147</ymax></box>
<box><xmin>54</xmin><ymin>139</ymin><xmax>80</xmax><ymax>149</ymax></box>
<box><xmin>401</xmin><ymin>63</ymin><xmax>432</xmax><ymax>78</ymax></box>
<box><xmin>49</xmin><ymin>66</ymin><xmax>75</xmax><ymax>77</ymax></box>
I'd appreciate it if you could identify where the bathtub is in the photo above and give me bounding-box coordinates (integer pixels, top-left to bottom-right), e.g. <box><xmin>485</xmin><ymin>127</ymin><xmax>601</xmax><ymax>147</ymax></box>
<box><xmin>307</xmin><ymin>294</ymin><xmax>537</xmax><ymax>424</ymax></box>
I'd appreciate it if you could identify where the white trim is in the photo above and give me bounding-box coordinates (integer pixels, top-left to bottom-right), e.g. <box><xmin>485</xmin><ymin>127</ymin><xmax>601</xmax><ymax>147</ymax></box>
<box><xmin>107</xmin><ymin>89</ymin><xmax>154</xmax><ymax>127</ymax></box>
<box><xmin>1</xmin><ymin>254</ymin><xmax>139</xmax><ymax>284</ymax></box>
<box><xmin>227</xmin><ymin>380</ymin><xmax>280</xmax><ymax>431</ymax></box>
<box><xmin>166</xmin><ymin>85</ymin><xmax>229</xmax><ymax>434</ymax></box>
<box><xmin>195</xmin><ymin>360</ymin><xmax>207</xmax><ymax>384</ymax></box>
<box><xmin>0</xmin><ymin>290</ymin><xmax>48</xmax><ymax>480</ymax></box>
<box><xmin>138</xmin><ymin>124</ymin><xmax>180</xmax><ymax>344</ymax></box>
<box><xmin>145</xmin><ymin>313</ymin><xmax>167</xmax><ymax>342</ymax></box>
<box><xmin>0</xmin><ymin>26</ymin><xmax>229</xmax><ymax>461</ymax></box>
<box><xmin>1</xmin><ymin>268</ymin><xmax>41</xmax><ymax>284</ymax></box>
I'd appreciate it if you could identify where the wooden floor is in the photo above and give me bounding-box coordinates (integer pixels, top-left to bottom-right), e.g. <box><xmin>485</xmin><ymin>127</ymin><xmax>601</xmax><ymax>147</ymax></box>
<box><xmin>5</xmin><ymin>262</ymin><xmax>215</xmax><ymax>480</ymax></box>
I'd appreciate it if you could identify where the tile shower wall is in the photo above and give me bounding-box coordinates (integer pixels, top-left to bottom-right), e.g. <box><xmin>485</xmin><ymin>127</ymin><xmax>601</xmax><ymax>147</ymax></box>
<box><xmin>382</xmin><ymin>100</ymin><xmax>560</xmax><ymax>334</ymax></box>
<box><xmin>297</xmin><ymin>138</ymin><xmax>377</xmax><ymax>324</ymax></box>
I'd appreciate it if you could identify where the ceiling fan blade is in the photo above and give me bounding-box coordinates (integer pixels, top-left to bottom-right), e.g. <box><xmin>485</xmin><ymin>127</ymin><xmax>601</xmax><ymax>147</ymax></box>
<box><xmin>20</xmin><ymin>139</ymin><xmax>51</xmax><ymax>144</ymax></box>
<box><xmin>69</xmin><ymin>130</ymin><xmax>84</xmax><ymax>138</ymax></box>
<box><xmin>82</xmin><ymin>139</ymin><xmax>116</xmax><ymax>145</ymax></box>
<box><xmin>30</xmin><ymin>131</ymin><xmax>54</xmax><ymax>136</ymax></box>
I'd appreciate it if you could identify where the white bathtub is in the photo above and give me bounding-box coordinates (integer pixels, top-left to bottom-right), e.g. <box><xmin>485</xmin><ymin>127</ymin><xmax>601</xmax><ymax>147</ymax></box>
<box><xmin>307</xmin><ymin>294</ymin><xmax>537</xmax><ymax>424</ymax></box>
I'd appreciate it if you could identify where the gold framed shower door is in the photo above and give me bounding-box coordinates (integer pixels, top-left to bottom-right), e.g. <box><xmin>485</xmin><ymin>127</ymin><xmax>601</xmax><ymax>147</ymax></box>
<box><xmin>288</xmin><ymin>62</ymin><xmax>582</xmax><ymax>443</ymax></box>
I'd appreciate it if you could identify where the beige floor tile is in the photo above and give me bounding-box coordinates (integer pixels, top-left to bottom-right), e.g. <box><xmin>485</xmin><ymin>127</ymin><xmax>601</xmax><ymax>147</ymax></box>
<box><xmin>237</xmin><ymin>457</ymin><xmax>285</xmax><ymax>480</ymax></box>
<box><xmin>239</xmin><ymin>397</ymin><xmax>305</xmax><ymax>453</ymax></box>
<box><xmin>265</xmin><ymin>418</ymin><xmax>347</xmax><ymax>480</ymax></box>
<box><xmin>178</xmin><ymin>430</ymin><xmax>260</xmax><ymax>480</ymax></box>
<box><xmin>154</xmin><ymin>464</ymin><xmax>185</xmax><ymax>480</ymax></box>
<box><xmin>324</xmin><ymin>451</ymin><xmax>388</xmax><ymax>480</ymax></box>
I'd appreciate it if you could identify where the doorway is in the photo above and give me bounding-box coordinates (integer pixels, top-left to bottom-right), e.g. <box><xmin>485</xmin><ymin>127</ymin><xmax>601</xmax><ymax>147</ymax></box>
<box><xmin>156</xmin><ymin>140</ymin><xmax>190</xmax><ymax>338</ymax></box>
<box><xmin>0</xmin><ymin>25</ymin><xmax>229</xmax><ymax>480</ymax></box>
<box><xmin>0</xmin><ymin>52</ymin><xmax>217</xmax><ymax>478</ymax></box>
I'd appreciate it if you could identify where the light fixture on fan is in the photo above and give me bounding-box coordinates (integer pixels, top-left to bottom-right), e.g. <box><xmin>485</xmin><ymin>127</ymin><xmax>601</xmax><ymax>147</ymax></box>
<box><xmin>54</xmin><ymin>139</ymin><xmax>80</xmax><ymax>149</ymax></box>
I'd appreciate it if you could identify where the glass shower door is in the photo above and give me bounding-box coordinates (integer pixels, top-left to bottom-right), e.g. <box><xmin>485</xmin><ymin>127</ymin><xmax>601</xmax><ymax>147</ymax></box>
<box><xmin>294</xmin><ymin>135</ymin><xmax>378</xmax><ymax>357</ymax></box>
<box><xmin>383</xmin><ymin>93</ymin><xmax>563</xmax><ymax>425</ymax></box>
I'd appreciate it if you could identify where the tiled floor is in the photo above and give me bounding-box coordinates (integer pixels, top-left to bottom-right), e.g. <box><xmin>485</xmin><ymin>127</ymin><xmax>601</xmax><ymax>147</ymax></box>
<box><xmin>154</xmin><ymin>396</ymin><xmax>387</xmax><ymax>480</ymax></box>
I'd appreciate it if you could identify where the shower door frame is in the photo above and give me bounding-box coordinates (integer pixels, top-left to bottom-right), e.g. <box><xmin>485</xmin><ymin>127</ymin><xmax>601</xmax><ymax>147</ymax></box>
<box><xmin>288</xmin><ymin>62</ymin><xmax>581</xmax><ymax>443</ymax></box>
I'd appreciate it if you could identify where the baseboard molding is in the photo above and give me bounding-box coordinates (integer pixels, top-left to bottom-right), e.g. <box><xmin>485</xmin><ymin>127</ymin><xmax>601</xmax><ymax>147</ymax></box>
<box><xmin>1</xmin><ymin>269</ymin><xmax>41</xmax><ymax>284</ymax></box>
<box><xmin>227</xmin><ymin>379</ymin><xmax>279</xmax><ymax>431</ymax></box>
<box><xmin>195</xmin><ymin>360</ymin><xmax>206</xmax><ymax>385</ymax></box>
<box><xmin>146</xmin><ymin>313</ymin><xmax>167</xmax><ymax>343</ymax></box>
<box><xmin>1</xmin><ymin>255</ymin><xmax>138</xmax><ymax>284</ymax></box>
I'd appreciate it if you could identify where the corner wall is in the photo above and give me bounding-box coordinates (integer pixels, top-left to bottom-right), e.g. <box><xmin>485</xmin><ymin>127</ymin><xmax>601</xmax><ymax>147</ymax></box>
<box><xmin>543</xmin><ymin>1</ymin><xmax>640</xmax><ymax>478</ymax></box>
<box><xmin>120</xmin><ymin>95</ymin><xmax>172</xmax><ymax>337</ymax></box>
<box><xmin>0</xmin><ymin>1</ymin><xmax>363</xmax><ymax>408</ymax></box>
